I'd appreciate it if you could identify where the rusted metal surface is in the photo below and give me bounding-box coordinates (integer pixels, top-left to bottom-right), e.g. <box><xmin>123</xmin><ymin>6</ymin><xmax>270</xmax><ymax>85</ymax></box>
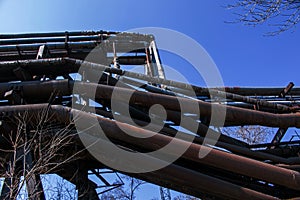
<box><xmin>279</xmin><ymin>82</ymin><xmax>295</xmax><ymax>98</ymax></box>
<box><xmin>73</xmin><ymin>82</ymin><xmax>300</xmax><ymax>127</ymax></box>
<box><xmin>210</xmin><ymin>89</ymin><xmax>293</xmax><ymax>112</ymax></box>
<box><xmin>1</xmin><ymin>79</ymin><xmax>300</xmax><ymax>128</ymax></box>
<box><xmin>0</xmin><ymin>30</ymin><xmax>299</xmax><ymax>199</ymax></box>
<box><xmin>1</xmin><ymin>57</ymin><xmax>299</xmax><ymax>110</ymax></box>
<box><xmin>0</xmin><ymin>104</ymin><xmax>300</xmax><ymax>191</ymax></box>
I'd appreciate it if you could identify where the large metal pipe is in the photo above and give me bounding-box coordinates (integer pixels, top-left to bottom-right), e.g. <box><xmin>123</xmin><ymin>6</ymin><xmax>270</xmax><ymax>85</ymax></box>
<box><xmin>250</xmin><ymin>140</ymin><xmax>300</xmax><ymax>149</ymax></box>
<box><xmin>0</xmin><ymin>31</ymin><xmax>153</xmax><ymax>49</ymax></box>
<box><xmin>201</xmin><ymin>137</ymin><xmax>300</xmax><ymax>165</ymax></box>
<box><xmin>0</xmin><ymin>58</ymin><xmax>219</xmax><ymax>93</ymax></box>
<box><xmin>0</xmin><ymin>79</ymin><xmax>71</xmax><ymax>98</ymax></box>
<box><xmin>222</xmin><ymin>87</ymin><xmax>300</xmax><ymax>96</ymax></box>
<box><xmin>1</xmin><ymin>104</ymin><xmax>300</xmax><ymax>191</ymax></box>
<box><xmin>109</xmin><ymin>104</ymin><xmax>300</xmax><ymax>164</ymax></box>
<box><xmin>53</xmin><ymin>129</ymin><xmax>279</xmax><ymax>199</ymax></box>
<box><xmin>210</xmin><ymin>89</ymin><xmax>293</xmax><ymax>112</ymax></box>
<box><xmin>0</xmin><ymin>42</ymin><xmax>97</xmax><ymax>52</ymax></box>
<box><xmin>0</xmin><ymin>42</ymin><xmax>148</xmax><ymax>54</ymax></box>
<box><xmin>67</xmin><ymin>106</ymin><xmax>300</xmax><ymax>191</ymax></box>
<box><xmin>174</xmin><ymin>86</ymin><xmax>300</xmax><ymax>97</ymax></box>
<box><xmin>92</xmin><ymin>105</ymin><xmax>249</xmax><ymax>149</ymax></box>
<box><xmin>74</xmin><ymin>105</ymin><xmax>300</xmax><ymax>165</ymax></box>
<box><xmin>163</xmin><ymin>109</ymin><xmax>249</xmax><ymax>146</ymax></box>
<box><xmin>0</xmin><ymin>36</ymin><xmax>109</xmax><ymax>46</ymax></box>
<box><xmin>75</xmin><ymin>82</ymin><xmax>300</xmax><ymax>128</ymax></box>
<box><xmin>0</xmin><ymin>79</ymin><xmax>291</xmax><ymax>146</ymax></box>
<box><xmin>1</xmin><ymin>57</ymin><xmax>300</xmax><ymax>97</ymax></box>
<box><xmin>126</xmin><ymin>157</ymin><xmax>278</xmax><ymax>199</ymax></box>
<box><xmin>0</xmin><ymin>54</ymin><xmax>146</xmax><ymax>65</ymax></box>
<box><xmin>1</xmin><ymin>79</ymin><xmax>300</xmax><ymax>128</ymax></box>
<box><xmin>0</xmin><ymin>31</ymin><xmax>120</xmax><ymax>39</ymax></box>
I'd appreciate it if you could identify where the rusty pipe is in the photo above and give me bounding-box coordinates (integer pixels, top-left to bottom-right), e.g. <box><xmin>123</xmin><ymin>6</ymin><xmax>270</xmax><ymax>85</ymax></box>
<box><xmin>1</xmin><ymin>104</ymin><xmax>300</xmax><ymax>191</ymax></box>
<box><xmin>124</xmin><ymin>155</ymin><xmax>279</xmax><ymax>199</ymax></box>
<box><xmin>0</xmin><ymin>111</ymin><xmax>281</xmax><ymax>199</ymax></box>
<box><xmin>75</xmin><ymin>82</ymin><xmax>300</xmax><ymax>128</ymax></box>
<box><xmin>210</xmin><ymin>89</ymin><xmax>292</xmax><ymax>112</ymax></box>
<box><xmin>1</xmin><ymin>79</ymin><xmax>300</xmax><ymax>128</ymax></box>
<box><xmin>89</xmin><ymin>106</ymin><xmax>300</xmax><ymax>165</ymax></box>
<box><xmin>66</xmin><ymin>106</ymin><xmax>300</xmax><ymax>191</ymax></box>
<box><xmin>1</xmin><ymin>58</ymin><xmax>300</xmax><ymax>97</ymax></box>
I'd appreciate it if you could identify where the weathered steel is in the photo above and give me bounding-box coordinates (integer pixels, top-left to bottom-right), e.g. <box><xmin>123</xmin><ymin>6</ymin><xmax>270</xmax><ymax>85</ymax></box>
<box><xmin>249</xmin><ymin>140</ymin><xmax>300</xmax><ymax>149</ymax></box>
<box><xmin>0</xmin><ymin>42</ymin><xmax>148</xmax><ymax>54</ymax></box>
<box><xmin>1</xmin><ymin>30</ymin><xmax>300</xmax><ymax>199</ymax></box>
<box><xmin>270</xmin><ymin>127</ymin><xmax>289</xmax><ymax>148</ymax></box>
<box><xmin>0</xmin><ymin>104</ymin><xmax>300</xmax><ymax>192</ymax></box>
<box><xmin>75</xmin><ymin>82</ymin><xmax>300</xmax><ymax>128</ymax></box>
<box><xmin>107</xmin><ymin>109</ymin><xmax>300</xmax><ymax>165</ymax></box>
<box><xmin>222</xmin><ymin>86</ymin><xmax>300</xmax><ymax>96</ymax></box>
<box><xmin>1</xmin><ymin>79</ymin><xmax>300</xmax><ymax>128</ymax></box>
<box><xmin>279</xmin><ymin>82</ymin><xmax>295</xmax><ymax>98</ymax></box>
<box><xmin>210</xmin><ymin>89</ymin><xmax>293</xmax><ymax>112</ymax></box>
<box><xmin>1</xmin><ymin>57</ymin><xmax>300</xmax><ymax>98</ymax></box>
<box><xmin>133</xmin><ymin>160</ymin><xmax>278</xmax><ymax>200</ymax></box>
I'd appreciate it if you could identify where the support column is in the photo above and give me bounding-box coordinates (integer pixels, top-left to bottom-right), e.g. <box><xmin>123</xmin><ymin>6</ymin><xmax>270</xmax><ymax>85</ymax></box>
<box><xmin>76</xmin><ymin>169</ymin><xmax>99</xmax><ymax>200</ymax></box>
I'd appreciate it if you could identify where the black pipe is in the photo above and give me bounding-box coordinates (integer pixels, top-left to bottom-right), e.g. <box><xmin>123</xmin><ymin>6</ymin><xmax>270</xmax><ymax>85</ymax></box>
<box><xmin>0</xmin><ymin>31</ymin><xmax>119</xmax><ymax>39</ymax></box>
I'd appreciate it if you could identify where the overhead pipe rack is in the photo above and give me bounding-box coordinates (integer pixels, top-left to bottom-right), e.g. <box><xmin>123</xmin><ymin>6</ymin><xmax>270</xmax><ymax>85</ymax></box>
<box><xmin>0</xmin><ymin>30</ymin><xmax>299</xmax><ymax>199</ymax></box>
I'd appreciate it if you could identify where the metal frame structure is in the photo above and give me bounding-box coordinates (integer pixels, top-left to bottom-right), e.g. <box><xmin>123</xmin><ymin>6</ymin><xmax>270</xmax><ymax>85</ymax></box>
<box><xmin>0</xmin><ymin>31</ymin><xmax>299</xmax><ymax>199</ymax></box>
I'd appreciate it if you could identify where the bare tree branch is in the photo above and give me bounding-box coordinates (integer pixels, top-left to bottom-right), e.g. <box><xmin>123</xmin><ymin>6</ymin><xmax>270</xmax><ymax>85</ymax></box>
<box><xmin>227</xmin><ymin>0</ymin><xmax>300</xmax><ymax>35</ymax></box>
<box><xmin>0</xmin><ymin>106</ymin><xmax>82</xmax><ymax>199</ymax></box>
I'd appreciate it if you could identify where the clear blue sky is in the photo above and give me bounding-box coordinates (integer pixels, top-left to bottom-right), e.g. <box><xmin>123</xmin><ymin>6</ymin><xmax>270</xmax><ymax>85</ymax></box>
<box><xmin>0</xmin><ymin>0</ymin><xmax>299</xmax><ymax>199</ymax></box>
<box><xmin>0</xmin><ymin>0</ymin><xmax>299</xmax><ymax>87</ymax></box>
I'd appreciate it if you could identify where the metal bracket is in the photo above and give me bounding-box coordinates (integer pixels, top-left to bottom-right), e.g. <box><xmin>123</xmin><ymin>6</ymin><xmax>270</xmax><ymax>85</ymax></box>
<box><xmin>36</xmin><ymin>45</ymin><xmax>50</xmax><ymax>59</ymax></box>
<box><xmin>269</xmin><ymin>127</ymin><xmax>288</xmax><ymax>149</ymax></box>
<box><xmin>279</xmin><ymin>82</ymin><xmax>294</xmax><ymax>98</ymax></box>
<box><xmin>4</xmin><ymin>86</ymin><xmax>24</xmax><ymax>105</ymax></box>
<box><xmin>88</xmin><ymin>169</ymin><xmax>124</xmax><ymax>195</ymax></box>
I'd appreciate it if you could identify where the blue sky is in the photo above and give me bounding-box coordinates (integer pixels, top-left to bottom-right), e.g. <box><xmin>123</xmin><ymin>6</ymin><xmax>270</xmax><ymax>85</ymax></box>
<box><xmin>0</xmin><ymin>0</ymin><xmax>299</xmax><ymax>199</ymax></box>
<box><xmin>0</xmin><ymin>0</ymin><xmax>299</xmax><ymax>87</ymax></box>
